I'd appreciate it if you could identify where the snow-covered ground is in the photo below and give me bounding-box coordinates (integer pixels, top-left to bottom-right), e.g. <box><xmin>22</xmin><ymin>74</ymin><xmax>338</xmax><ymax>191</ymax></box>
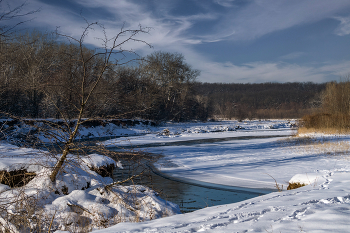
<box><xmin>1</xmin><ymin>119</ymin><xmax>350</xmax><ymax>232</ymax></box>
<box><xmin>0</xmin><ymin>118</ymin><xmax>156</xmax><ymax>144</ymax></box>
<box><xmin>94</xmin><ymin>120</ymin><xmax>350</xmax><ymax>232</ymax></box>
<box><xmin>0</xmin><ymin>144</ymin><xmax>180</xmax><ymax>232</ymax></box>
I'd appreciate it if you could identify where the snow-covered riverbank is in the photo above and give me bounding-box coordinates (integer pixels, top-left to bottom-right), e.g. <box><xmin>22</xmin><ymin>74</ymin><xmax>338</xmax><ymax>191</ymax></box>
<box><xmin>0</xmin><ymin>143</ymin><xmax>180</xmax><ymax>232</ymax></box>
<box><xmin>95</xmin><ymin>120</ymin><xmax>350</xmax><ymax>232</ymax></box>
<box><xmin>94</xmin><ymin>170</ymin><xmax>350</xmax><ymax>232</ymax></box>
<box><xmin>1</xmin><ymin>119</ymin><xmax>349</xmax><ymax>232</ymax></box>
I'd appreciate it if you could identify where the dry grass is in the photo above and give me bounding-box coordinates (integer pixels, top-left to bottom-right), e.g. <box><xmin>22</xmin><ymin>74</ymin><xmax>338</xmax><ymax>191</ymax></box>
<box><xmin>296</xmin><ymin>127</ymin><xmax>350</xmax><ymax>136</ymax></box>
<box><xmin>313</xmin><ymin>141</ymin><xmax>350</xmax><ymax>154</ymax></box>
<box><xmin>0</xmin><ymin>169</ymin><xmax>36</xmax><ymax>188</ymax></box>
<box><xmin>289</xmin><ymin>134</ymin><xmax>350</xmax><ymax>157</ymax></box>
<box><xmin>299</xmin><ymin>81</ymin><xmax>350</xmax><ymax>133</ymax></box>
<box><xmin>297</xmin><ymin>80</ymin><xmax>350</xmax><ymax>135</ymax></box>
<box><xmin>0</xmin><ymin>186</ymin><xmax>163</xmax><ymax>233</ymax></box>
<box><xmin>299</xmin><ymin>114</ymin><xmax>350</xmax><ymax>134</ymax></box>
<box><xmin>287</xmin><ymin>182</ymin><xmax>306</xmax><ymax>190</ymax></box>
<box><xmin>0</xmin><ymin>190</ymin><xmax>55</xmax><ymax>233</ymax></box>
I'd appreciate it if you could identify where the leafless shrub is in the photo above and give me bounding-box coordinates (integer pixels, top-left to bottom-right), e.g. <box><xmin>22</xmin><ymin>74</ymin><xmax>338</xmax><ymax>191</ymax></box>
<box><xmin>300</xmin><ymin>79</ymin><xmax>350</xmax><ymax>133</ymax></box>
<box><xmin>0</xmin><ymin>169</ymin><xmax>36</xmax><ymax>188</ymax></box>
<box><xmin>287</xmin><ymin>182</ymin><xmax>306</xmax><ymax>190</ymax></box>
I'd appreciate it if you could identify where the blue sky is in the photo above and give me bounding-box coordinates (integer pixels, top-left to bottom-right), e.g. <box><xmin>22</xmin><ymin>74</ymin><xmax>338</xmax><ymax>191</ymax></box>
<box><xmin>4</xmin><ymin>0</ymin><xmax>350</xmax><ymax>83</ymax></box>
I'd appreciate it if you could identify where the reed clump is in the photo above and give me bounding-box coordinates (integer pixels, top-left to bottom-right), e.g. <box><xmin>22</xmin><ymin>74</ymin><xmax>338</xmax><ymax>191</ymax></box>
<box><xmin>287</xmin><ymin>182</ymin><xmax>306</xmax><ymax>190</ymax></box>
<box><xmin>300</xmin><ymin>81</ymin><xmax>350</xmax><ymax>134</ymax></box>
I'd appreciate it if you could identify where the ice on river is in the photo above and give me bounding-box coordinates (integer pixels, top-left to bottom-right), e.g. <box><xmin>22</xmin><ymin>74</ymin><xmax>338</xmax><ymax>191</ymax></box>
<box><xmin>95</xmin><ymin>120</ymin><xmax>350</xmax><ymax>232</ymax></box>
<box><xmin>1</xmin><ymin>119</ymin><xmax>349</xmax><ymax>232</ymax></box>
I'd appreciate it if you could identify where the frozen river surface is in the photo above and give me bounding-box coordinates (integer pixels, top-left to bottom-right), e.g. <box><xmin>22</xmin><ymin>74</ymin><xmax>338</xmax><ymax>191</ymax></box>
<box><xmin>95</xmin><ymin>120</ymin><xmax>350</xmax><ymax>232</ymax></box>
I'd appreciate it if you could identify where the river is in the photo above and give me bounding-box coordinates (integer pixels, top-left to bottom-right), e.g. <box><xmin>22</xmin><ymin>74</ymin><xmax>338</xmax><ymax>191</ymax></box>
<box><xmin>109</xmin><ymin>134</ymin><xmax>282</xmax><ymax>213</ymax></box>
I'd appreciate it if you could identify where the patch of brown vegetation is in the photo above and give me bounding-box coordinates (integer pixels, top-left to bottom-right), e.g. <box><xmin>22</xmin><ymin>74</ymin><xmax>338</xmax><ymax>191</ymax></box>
<box><xmin>297</xmin><ymin>126</ymin><xmax>350</xmax><ymax>135</ymax></box>
<box><xmin>89</xmin><ymin>164</ymin><xmax>115</xmax><ymax>178</ymax></box>
<box><xmin>300</xmin><ymin>113</ymin><xmax>350</xmax><ymax>134</ymax></box>
<box><xmin>299</xmin><ymin>81</ymin><xmax>350</xmax><ymax>134</ymax></box>
<box><xmin>0</xmin><ymin>169</ymin><xmax>36</xmax><ymax>188</ymax></box>
<box><xmin>287</xmin><ymin>182</ymin><xmax>306</xmax><ymax>190</ymax></box>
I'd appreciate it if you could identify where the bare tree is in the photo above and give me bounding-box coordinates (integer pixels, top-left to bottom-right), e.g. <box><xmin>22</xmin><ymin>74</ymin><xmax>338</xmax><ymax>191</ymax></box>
<box><xmin>48</xmin><ymin>22</ymin><xmax>151</xmax><ymax>182</ymax></box>
<box><xmin>0</xmin><ymin>0</ymin><xmax>39</xmax><ymax>40</ymax></box>
<box><xmin>0</xmin><ymin>1</ymin><xmax>42</xmax><ymax>121</ymax></box>
<box><xmin>140</xmin><ymin>51</ymin><xmax>200</xmax><ymax>121</ymax></box>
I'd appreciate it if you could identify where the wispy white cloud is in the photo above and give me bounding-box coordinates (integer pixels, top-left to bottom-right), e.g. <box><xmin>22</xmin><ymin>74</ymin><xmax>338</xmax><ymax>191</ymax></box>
<box><xmin>318</xmin><ymin>61</ymin><xmax>350</xmax><ymax>77</ymax></box>
<box><xmin>17</xmin><ymin>0</ymin><xmax>350</xmax><ymax>49</ymax></box>
<box><xmin>214</xmin><ymin>0</ymin><xmax>236</xmax><ymax>8</ymax></box>
<box><xmin>334</xmin><ymin>16</ymin><xmax>350</xmax><ymax>36</ymax></box>
<box><xmin>157</xmin><ymin>42</ymin><xmax>346</xmax><ymax>83</ymax></box>
<box><xmin>216</xmin><ymin>0</ymin><xmax>350</xmax><ymax>41</ymax></box>
<box><xmin>194</xmin><ymin>59</ymin><xmax>350</xmax><ymax>83</ymax></box>
<box><xmin>280</xmin><ymin>52</ymin><xmax>306</xmax><ymax>60</ymax></box>
<box><xmin>6</xmin><ymin>0</ymin><xmax>350</xmax><ymax>83</ymax></box>
<box><xmin>19</xmin><ymin>0</ymin><xmax>215</xmax><ymax>52</ymax></box>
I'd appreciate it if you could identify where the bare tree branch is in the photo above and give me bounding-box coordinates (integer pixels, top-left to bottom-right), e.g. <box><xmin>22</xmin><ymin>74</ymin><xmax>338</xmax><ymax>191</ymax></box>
<box><xmin>49</xmin><ymin>20</ymin><xmax>151</xmax><ymax>182</ymax></box>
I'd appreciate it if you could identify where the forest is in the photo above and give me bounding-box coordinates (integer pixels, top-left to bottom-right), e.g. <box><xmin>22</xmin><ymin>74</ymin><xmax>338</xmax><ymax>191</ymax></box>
<box><xmin>194</xmin><ymin>82</ymin><xmax>326</xmax><ymax>120</ymax></box>
<box><xmin>0</xmin><ymin>31</ymin><xmax>326</xmax><ymax>122</ymax></box>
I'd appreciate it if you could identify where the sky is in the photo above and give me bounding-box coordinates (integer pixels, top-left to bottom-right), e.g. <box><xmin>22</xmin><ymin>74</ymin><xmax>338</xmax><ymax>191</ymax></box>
<box><xmin>3</xmin><ymin>0</ymin><xmax>350</xmax><ymax>83</ymax></box>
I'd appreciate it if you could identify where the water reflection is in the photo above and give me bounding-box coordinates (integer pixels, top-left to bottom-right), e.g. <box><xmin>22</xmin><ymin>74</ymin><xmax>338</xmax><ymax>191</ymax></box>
<box><xmin>110</xmin><ymin>134</ymin><xmax>281</xmax><ymax>213</ymax></box>
<box><xmin>113</xmin><ymin>160</ymin><xmax>264</xmax><ymax>213</ymax></box>
<box><xmin>147</xmin><ymin>172</ymin><xmax>260</xmax><ymax>213</ymax></box>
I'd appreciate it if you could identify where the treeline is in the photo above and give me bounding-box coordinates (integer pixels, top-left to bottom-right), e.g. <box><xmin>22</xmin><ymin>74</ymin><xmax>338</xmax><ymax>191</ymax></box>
<box><xmin>0</xmin><ymin>31</ymin><xmax>207</xmax><ymax>122</ymax></box>
<box><xmin>0</xmin><ymin>31</ymin><xmax>326</xmax><ymax>122</ymax></box>
<box><xmin>194</xmin><ymin>82</ymin><xmax>326</xmax><ymax>120</ymax></box>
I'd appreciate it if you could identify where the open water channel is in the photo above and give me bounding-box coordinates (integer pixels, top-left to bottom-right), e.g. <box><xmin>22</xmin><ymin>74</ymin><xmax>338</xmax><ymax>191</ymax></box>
<box><xmin>109</xmin><ymin>135</ymin><xmax>281</xmax><ymax>213</ymax></box>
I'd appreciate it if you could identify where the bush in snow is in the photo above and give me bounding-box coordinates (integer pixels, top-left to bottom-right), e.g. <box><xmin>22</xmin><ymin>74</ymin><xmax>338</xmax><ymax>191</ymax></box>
<box><xmin>0</xmin><ymin>145</ymin><xmax>180</xmax><ymax>232</ymax></box>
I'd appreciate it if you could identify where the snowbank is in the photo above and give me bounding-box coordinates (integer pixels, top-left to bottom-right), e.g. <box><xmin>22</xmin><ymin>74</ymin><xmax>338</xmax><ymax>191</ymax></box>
<box><xmin>0</xmin><ymin>119</ymin><xmax>157</xmax><ymax>144</ymax></box>
<box><xmin>0</xmin><ymin>142</ymin><xmax>180</xmax><ymax>232</ymax></box>
<box><xmin>94</xmin><ymin>120</ymin><xmax>350</xmax><ymax>232</ymax></box>
<box><xmin>289</xmin><ymin>173</ymin><xmax>327</xmax><ymax>186</ymax></box>
<box><xmin>81</xmin><ymin>154</ymin><xmax>117</xmax><ymax>169</ymax></box>
<box><xmin>94</xmin><ymin>171</ymin><xmax>350</xmax><ymax>233</ymax></box>
<box><xmin>2</xmin><ymin>119</ymin><xmax>349</xmax><ymax>232</ymax></box>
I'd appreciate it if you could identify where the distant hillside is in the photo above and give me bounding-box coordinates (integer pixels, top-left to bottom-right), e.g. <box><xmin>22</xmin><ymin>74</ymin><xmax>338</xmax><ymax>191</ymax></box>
<box><xmin>193</xmin><ymin>82</ymin><xmax>327</xmax><ymax>119</ymax></box>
